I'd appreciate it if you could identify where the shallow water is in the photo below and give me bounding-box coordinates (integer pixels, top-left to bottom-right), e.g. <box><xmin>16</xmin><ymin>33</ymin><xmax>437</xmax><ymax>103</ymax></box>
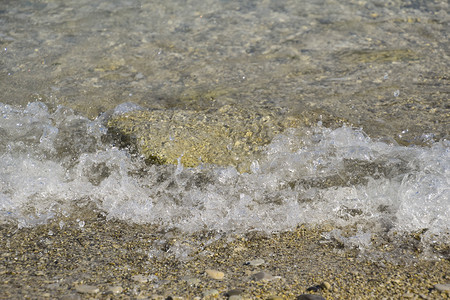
<box><xmin>1</xmin><ymin>101</ymin><xmax>448</xmax><ymax>258</ymax></box>
<box><xmin>2</xmin><ymin>0</ymin><xmax>448</xmax><ymax>139</ymax></box>
<box><xmin>0</xmin><ymin>0</ymin><xmax>449</xmax><ymax>257</ymax></box>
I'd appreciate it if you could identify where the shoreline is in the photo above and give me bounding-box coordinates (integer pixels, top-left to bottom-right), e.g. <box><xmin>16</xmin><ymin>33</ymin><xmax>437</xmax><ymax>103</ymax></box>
<box><xmin>1</xmin><ymin>212</ymin><xmax>449</xmax><ymax>299</ymax></box>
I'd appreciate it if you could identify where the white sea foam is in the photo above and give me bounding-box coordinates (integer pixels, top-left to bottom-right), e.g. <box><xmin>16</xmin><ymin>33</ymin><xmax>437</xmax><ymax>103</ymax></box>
<box><xmin>1</xmin><ymin>102</ymin><xmax>448</xmax><ymax>250</ymax></box>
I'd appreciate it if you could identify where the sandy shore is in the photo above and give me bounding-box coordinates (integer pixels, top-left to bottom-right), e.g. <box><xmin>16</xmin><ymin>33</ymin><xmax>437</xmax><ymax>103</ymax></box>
<box><xmin>1</xmin><ymin>210</ymin><xmax>449</xmax><ymax>299</ymax></box>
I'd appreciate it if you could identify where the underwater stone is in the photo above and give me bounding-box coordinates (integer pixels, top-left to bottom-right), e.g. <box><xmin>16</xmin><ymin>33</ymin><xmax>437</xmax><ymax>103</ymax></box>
<box><xmin>205</xmin><ymin>269</ymin><xmax>225</xmax><ymax>280</ymax></box>
<box><xmin>107</xmin><ymin>105</ymin><xmax>312</xmax><ymax>172</ymax></box>
<box><xmin>75</xmin><ymin>284</ymin><xmax>100</xmax><ymax>294</ymax></box>
<box><xmin>245</xmin><ymin>258</ymin><xmax>265</xmax><ymax>266</ymax></box>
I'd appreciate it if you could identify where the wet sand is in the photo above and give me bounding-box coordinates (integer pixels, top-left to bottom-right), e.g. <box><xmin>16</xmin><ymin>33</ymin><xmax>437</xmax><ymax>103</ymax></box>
<box><xmin>1</xmin><ymin>210</ymin><xmax>448</xmax><ymax>299</ymax></box>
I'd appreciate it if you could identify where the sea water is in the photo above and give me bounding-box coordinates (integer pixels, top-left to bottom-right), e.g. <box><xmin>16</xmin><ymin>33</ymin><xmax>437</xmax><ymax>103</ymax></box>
<box><xmin>0</xmin><ymin>0</ymin><xmax>448</xmax><ymax>259</ymax></box>
<box><xmin>1</xmin><ymin>101</ymin><xmax>448</xmax><ymax>254</ymax></box>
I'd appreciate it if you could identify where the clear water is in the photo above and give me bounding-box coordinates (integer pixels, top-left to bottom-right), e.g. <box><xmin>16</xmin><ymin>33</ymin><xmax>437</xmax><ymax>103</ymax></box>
<box><xmin>0</xmin><ymin>0</ymin><xmax>448</xmax><ymax>257</ymax></box>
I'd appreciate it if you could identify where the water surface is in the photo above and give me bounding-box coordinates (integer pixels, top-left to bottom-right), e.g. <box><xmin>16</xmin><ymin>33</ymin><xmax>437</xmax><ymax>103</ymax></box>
<box><xmin>1</xmin><ymin>0</ymin><xmax>448</xmax><ymax>258</ymax></box>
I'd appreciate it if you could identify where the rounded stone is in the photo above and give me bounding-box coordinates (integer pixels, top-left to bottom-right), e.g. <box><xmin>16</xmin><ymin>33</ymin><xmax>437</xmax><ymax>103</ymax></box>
<box><xmin>131</xmin><ymin>274</ymin><xmax>148</xmax><ymax>283</ymax></box>
<box><xmin>75</xmin><ymin>284</ymin><xmax>100</xmax><ymax>294</ymax></box>
<box><xmin>245</xmin><ymin>258</ymin><xmax>265</xmax><ymax>266</ymax></box>
<box><xmin>251</xmin><ymin>271</ymin><xmax>275</xmax><ymax>281</ymax></box>
<box><xmin>321</xmin><ymin>281</ymin><xmax>331</xmax><ymax>290</ymax></box>
<box><xmin>435</xmin><ymin>283</ymin><xmax>450</xmax><ymax>292</ymax></box>
<box><xmin>107</xmin><ymin>286</ymin><xmax>123</xmax><ymax>294</ymax></box>
<box><xmin>61</xmin><ymin>294</ymin><xmax>82</xmax><ymax>300</ymax></box>
<box><xmin>226</xmin><ymin>289</ymin><xmax>244</xmax><ymax>296</ymax></box>
<box><xmin>203</xmin><ymin>289</ymin><xmax>220</xmax><ymax>297</ymax></box>
<box><xmin>184</xmin><ymin>277</ymin><xmax>201</xmax><ymax>286</ymax></box>
<box><xmin>205</xmin><ymin>269</ymin><xmax>225</xmax><ymax>280</ymax></box>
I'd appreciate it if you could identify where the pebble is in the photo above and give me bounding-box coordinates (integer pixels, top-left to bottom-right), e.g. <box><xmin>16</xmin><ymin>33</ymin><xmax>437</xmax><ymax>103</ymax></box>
<box><xmin>297</xmin><ymin>295</ymin><xmax>326</xmax><ymax>300</ymax></box>
<box><xmin>183</xmin><ymin>277</ymin><xmax>201</xmax><ymax>286</ymax></box>
<box><xmin>107</xmin><ymin>286</ymin><xmax>123</xmax><ymax>294</ymax></box>
<box><xmin>267</xmin><ymin>297</ymin><xmax>283</xmax><ymax>300</ymax></box>
<box><xmin>47</xmin><ymin>282</ymin><xmax>60</xmax><ymax>289</ymax></box>
<box><xmin>435</xmin><ymin>283</ymin><xmax>450</xmax><ymax>292</ymax></box>
<box><xmin>233</xmin><ymin>246</ymin><xmax>247</xmax><ymax>252</ymax></box>
<box><xmin>306</xmin><ymin>285</ymin><xmax>321</xmax><ymax>292</ymax></box>
<box><xmin>245</xmin><ymin>258</ymin><xmax>265</xmax><ymax>266</ymax></box>
<box><xmin>75</xmin><ymin>284</ymin><xmax>100</xmax><ymax>294</ymax></box>
<box><xmin>251</xmin><ymin>271</ymin><xmax>277</xmax><ymax>281</ymax></box>
<box><xmin>203</xmin><ymin>289</ymin><xmax>219</xmax><ymax>297</ymax></box>
<box><xmin>321</xmin><ymin>281</ymin><xmax>331</xmax><ymax>290</ymax></box>
<box><xmin>226</xmin><ymin>289</ymin><xmax>244</xmax><ymax>296</ymax></box>
<box><xmin>205</xmin><ymin>269</ymin><xmax>224</xmax><ymax>280</ymax></box>
<box><xmin>132</xmin><ymin>274</ymin><xmax>149</xmax><ymax>283</ymax></box>
<box><xmin>307</xmin><ymin>282</ymin><xmax>331</xmax><ymax>292</ymax></box>
<box><xmin>61</xmin><ymin>294</ymin><xmax>81</xmax><ymax>300</ymax></box>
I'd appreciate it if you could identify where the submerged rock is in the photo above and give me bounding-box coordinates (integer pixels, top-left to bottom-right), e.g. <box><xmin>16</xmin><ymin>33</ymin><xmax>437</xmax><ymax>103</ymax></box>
<box><xmin>107</xmin><ymin>105</ymin><xmax>313</xmax><ymax>172</ymax></box>
<box><xmin>74</xmin><ymin>284</ymin><xmax>100</xmax><ymax>294</ymax></box>
<box><xmin>205</xmin><ymin>269</ymin><xmax>225</xmax><ymax>280</ymax></box>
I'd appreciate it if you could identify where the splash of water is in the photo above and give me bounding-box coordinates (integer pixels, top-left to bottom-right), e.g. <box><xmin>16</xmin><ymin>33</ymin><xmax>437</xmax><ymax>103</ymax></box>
<box><xmin>1</xmin><ymin>102</ymin><xmax>448</xmax><ymax>252</ymax></box>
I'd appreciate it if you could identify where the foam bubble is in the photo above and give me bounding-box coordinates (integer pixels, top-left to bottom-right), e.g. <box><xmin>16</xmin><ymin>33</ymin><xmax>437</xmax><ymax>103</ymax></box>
<box><xmin>0</xmin><ymin>102</ymin><xmax>448</xmax><ymax>251</ymax></box>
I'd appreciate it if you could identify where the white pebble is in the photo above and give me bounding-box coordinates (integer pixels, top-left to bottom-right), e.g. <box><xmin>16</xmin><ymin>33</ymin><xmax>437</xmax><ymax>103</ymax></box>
<box><xmin>107</xmin><ymin>286</ymin><xmax>123</xmax><ymax>294</ymax></box>
<box><xmin>131</xmin><ymin>274</ymin><xmax>148</xmax><ymax>283</ymax></box>
<box><xmin>203</xmin><ymin>289</ymin><xmax>219</xmax><ymax>297</ymax></box>
<box><xmin>435</xmin><ymin>283</ymin><xmax>450</xmax><ymax>292</ymax></box>
<box><xmin>75</xmin><ymin>284</ymin><xmax>99</xmax><ymax>294</ymax></box>
<box><xmin>245</xmin><ymin>258</ymin><xmax>265</xmax><ymax>266</ymax></box>
<box><xmin>205</xmin><ymin>269</ymin><xmax>224</xmax><ymax>280</ymax></box>
<box><xmin>251</xmin><ymin>271</ymin><xmax>281</xmax><ymax>281</ymax></box>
